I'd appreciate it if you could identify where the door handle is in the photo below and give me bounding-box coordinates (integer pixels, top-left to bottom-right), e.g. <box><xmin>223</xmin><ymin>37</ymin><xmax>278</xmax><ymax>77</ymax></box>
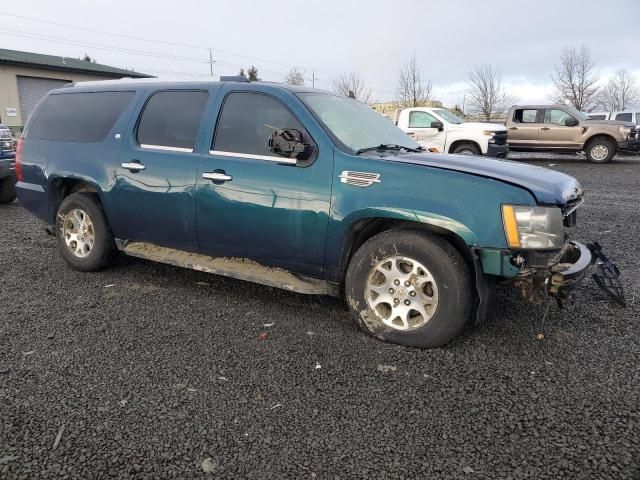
<box><xmin>541</xmin><ymin>127</ymin><xmax>551</xmax><ymax>131</ymax></box>
<box><xmin>121</xmin><ymin>162</ymin><xmax>145</xmax><ymax>171</ymax></box>
<box><xmin>203</xmin><ymin>171</ymin><xmax>233</xmax><ymax>182</ymax></box>
<box><xmin>509</xmin><ymin>127</ymin><xmax>518</xmax><ymax>130</ymax></box>
<box><xmin>406</xmin><ymin>132</ymin><xmax>415</xmax><ymax>136</ymax></box>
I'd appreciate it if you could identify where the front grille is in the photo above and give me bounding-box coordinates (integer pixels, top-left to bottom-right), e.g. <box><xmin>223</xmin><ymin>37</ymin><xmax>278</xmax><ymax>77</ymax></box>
<box><xmin>493</xmin><ymin>131</ymin><xmax>508</xmax><ymax>146</ymax></box>
<box><xmin>630</xmin><ymin>128</ymin><xmax>638</xmax><ymax>140</ymax></box>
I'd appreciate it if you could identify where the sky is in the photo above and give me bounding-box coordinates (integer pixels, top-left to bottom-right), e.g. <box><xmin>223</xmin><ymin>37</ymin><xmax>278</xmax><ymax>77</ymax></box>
<box><xmin>1</xmin><ymin>0</ymin><xmax>639</xmax><ymax>107</ymax></box>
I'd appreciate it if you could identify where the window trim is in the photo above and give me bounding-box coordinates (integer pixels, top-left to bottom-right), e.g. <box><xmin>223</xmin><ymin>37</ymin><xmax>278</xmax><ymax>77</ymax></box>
<box><xmin>408</xmin><ymin>110</ymin><xmax>438</xmax><ymax>129</ymax></box>
<box><xmin>135</xmin><ymin>88</ymin><xmax>208</xmax><ymax>153</ymax></box>
<box><xmin>212</xmin><ymin>90</ymin><xmax>317</xmax><ymax>166</ymax></box>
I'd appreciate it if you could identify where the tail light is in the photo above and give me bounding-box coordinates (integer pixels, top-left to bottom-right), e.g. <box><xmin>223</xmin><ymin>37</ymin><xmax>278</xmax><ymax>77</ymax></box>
<box><xmin>15</xmin><ymin>137</ymin><xmax>24</xmax><ymax>181</ymax></box>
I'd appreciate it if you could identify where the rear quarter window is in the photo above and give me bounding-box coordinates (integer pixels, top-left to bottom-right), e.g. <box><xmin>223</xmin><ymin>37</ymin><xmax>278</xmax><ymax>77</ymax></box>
<box><xmin>26</xmin><ymin>91</ymin><xmax>135</xmax><ymax>142</ymax></box>
<box><xmin>615</xmin><ymin>112</ymin><xmax>633</xmax><ymax>122</ymax></box>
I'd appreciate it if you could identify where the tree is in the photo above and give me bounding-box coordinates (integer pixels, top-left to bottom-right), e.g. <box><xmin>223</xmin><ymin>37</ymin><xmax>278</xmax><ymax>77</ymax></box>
<box><xmin>551</xmin><ymin>45</ymin><xmax>600</xmax><ymax>111</ymax></box>
<box><xmin>284</xmin><ymin>67</ymin><xmax>305</xmax><ymax>86</ymax></box>
<box><xmin>596</xmin><ymin>70</ymin><xmax>638</xmax><ymax>111</ymax></box>
<box><xmin>238</xmin><ymin>68</ymin><xmax>246</xmax><ymax>78</ymax></box>
<box><xmin>331</xmin><ymin>71</ymin><xmax>372</xmax><ymax>103</ymax></box>
<box><xmin>465</xmin><ymin>64</ymin><xmax>517</xmax><ymax>120</ymax></box>
<box><xmin>82</xmin><ymin>53</ymin><xmax>96</xmax><ymax>63</ymax></box>
<box><xmin>395</xmin><ymin>53</ymin><xmax>432</xmax><ymax>108</ymax></box>
<box><xmin>247</xmin><ymin>65</ymin><xmax>260</xmax><ymax>81</ymax></box>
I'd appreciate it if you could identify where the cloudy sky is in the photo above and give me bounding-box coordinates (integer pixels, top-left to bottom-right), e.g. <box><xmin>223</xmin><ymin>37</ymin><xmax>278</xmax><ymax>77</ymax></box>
<box><xmin>1</xmin><ymin>0</ymin><xmax>639</xmax><ymax>106</ymax></box>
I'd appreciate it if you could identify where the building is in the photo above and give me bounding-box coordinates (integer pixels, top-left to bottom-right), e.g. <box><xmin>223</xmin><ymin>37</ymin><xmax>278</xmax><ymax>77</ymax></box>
<box><xmin>0</xmin><ymin>48</ymin><xmax>151</xmax><ymax>134</ymax></box>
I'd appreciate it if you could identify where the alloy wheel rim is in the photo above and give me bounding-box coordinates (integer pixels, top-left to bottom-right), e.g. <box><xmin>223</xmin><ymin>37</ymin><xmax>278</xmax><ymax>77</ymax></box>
<box><xmin>591</xmin><ymin>144</ymin><xmax>608</xmax><ymax>161</ymax></box>
<box><xmin>365</xmin><ymin>255</ymin><xmax>439</xmax><ymax>331</ymax></box>
<box><xmin>62</xmin><ymin>208</ymin><xmax>95</xmax><ymax>258</ymax></box>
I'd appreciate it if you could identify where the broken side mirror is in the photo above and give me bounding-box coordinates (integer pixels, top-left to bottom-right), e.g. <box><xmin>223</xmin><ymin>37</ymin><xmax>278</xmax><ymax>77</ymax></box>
<box><xmin>430</xmin><ymin>121</ymin><xmax>444</xmax><ymax>132</ymax></box>
<box><xmin>565</xmin><ymin>118</ymin><xmax>579</xmax><ymax>127</ymax></box>
<box><xmin>268</xmin><ymin>128</ymin><xmax>310</xmax><ymax>161</ymax></box>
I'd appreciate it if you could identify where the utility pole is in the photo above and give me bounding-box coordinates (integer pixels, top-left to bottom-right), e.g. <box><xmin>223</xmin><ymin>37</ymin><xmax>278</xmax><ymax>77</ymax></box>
<box><xmin>462</xmin><ymin>93</ymin><xmax>466</xmax><ymax>114</ymax></box>
<box><xmin>209</xmin><ymin>48</ymin><xmax>214</xmax><ymax>77</ymax></box>
<box><xmin>312</xmin><ymin>69</ymin><xmax>316</xmax><ymax>88</ymax></box>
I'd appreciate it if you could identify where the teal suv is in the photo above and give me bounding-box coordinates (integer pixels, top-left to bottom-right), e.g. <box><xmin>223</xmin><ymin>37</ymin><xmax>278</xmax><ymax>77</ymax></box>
<box><xmin>15</xmin><ymin>78</ymin><xmax>623</xmax><ymax>347</ymax></box>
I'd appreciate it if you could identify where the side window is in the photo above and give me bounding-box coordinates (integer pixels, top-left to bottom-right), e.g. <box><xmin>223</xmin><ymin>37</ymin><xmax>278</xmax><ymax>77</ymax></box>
<box><xmin>636</xmin><ymin>113</ymin><xmax>640</xmax><ymax>125</ymax></box>
<box><xmin>26</xmin><ymin>91</ymin><xmax>134</xmax><ymax>142</ymax></box>
<box><xmin>588</xmin><ymin>114</ymin><xmax>607</xmax><ymax>120</ymax></box>
<box><xmin>614</xmin><ymin>112</ymin><xmax>633</xmax><ymax>122</ymax></box>
<box><xmin>408</xmin><ymin>111</ymin><xmax>438</xmax><ymax>128</ymax></box>
<box><xmin>513</xmin><ymin>109</ymin><xmax>539</xmax><ymax>123</ymax></box>
<box><xmin>213</xmin><ymin>92</ymin><xmax>304</xmax><ymax>157</ymax></box>
<box><xmin>544</xmin><ymin>109</ymin><xmax>574</xmax><ymax>125</ymax></box>
<box><xmin>137</xmin><ymin>90</ymin><xmax>208</xmax><ymax>151</ymax></box>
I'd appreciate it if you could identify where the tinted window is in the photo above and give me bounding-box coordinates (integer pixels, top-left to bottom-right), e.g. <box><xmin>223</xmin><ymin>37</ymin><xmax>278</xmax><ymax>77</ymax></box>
<box><xmin>636</xmin><ymin>113</ymin><xmax>640</xmax><ymax>125</ymax></box>
<box><xmin>26</xmin><ymin>91</ymin><xmax>134</xmax><ymax>142</ymax></box>
<box><xmin>137</xmin><ymin>91</ymin><xmax>208</xmax><ymax>150</ymax></box>
<box><xmin>214</xmin><ymin>92</ymin><xmax>303</xmax><ymax>156</ymax></box>
<box><xmin>408</xmin><ymin>111</ymin><xmax>438</xmax><ymax>128</ymax></box>
<box><xmin>514</xmin><ymin>109</ymin><xmax>538</xmax><ymax>123</ymax></box>
<box><xmin>544</xmin><ymin>109</ymin><xmax>575</xmax><ymax>125</ymax></box>
<box><xmin>615</xmin><ymin>112</ymin><xmax>632</xmax><ymax>122</ymax></box>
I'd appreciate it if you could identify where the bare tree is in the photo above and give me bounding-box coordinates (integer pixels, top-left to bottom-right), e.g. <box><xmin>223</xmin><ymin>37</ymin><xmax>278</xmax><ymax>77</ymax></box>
<box><xmin>395</xmin><ymin>53</ymin><xmax>432</xmax><ymax>108</ymax></box>
<box><xmin>465</xmin><ymin>64</ymin><xmax>517</xmax><ymax>120</ymax></box>
<box><xmin>284</xmin><ymin>67</ymin><xmax>305</xmax><ymax>86</ymax></box>
<box><xmin>550</xmin><ymin>45</ymin><xmax>600</xmax><ymax>111</ymax></box>
<box><xmin>331</xmin><ymin>71</ymin><xmax>372</xmax><ymax>103</ymax></box>
<box><xmin>596</xmin><ymin>70</ymin><xmax>638</xmax><ymax>111</ymax></box>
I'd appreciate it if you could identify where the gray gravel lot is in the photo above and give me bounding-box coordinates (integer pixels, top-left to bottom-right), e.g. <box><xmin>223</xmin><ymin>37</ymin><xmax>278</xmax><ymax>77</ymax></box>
<box><xmin>1</xmin><ymin>153</ymin><xmax>639</xmax><ymax>479</ymax></box>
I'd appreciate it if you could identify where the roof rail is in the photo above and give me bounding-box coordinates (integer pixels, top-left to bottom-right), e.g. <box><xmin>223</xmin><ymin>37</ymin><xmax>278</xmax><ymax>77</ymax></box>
<box><xmin>219</xmin><ymin>75</ymin><xmax>250</xmax><ymax>83</ymax></box>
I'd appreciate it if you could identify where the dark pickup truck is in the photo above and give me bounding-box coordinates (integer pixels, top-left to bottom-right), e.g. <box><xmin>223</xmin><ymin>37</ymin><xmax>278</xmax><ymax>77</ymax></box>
<box><xmin>0</xmin><ymin>123</ymin><xmax>17</xmax><ymax>204</ymax></box>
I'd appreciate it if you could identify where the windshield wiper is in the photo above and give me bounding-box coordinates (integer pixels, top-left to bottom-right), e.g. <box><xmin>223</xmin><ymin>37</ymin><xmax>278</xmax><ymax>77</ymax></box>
<box><xmin>356</xmin><ymin>144</ymin><xmax>422</xmax><ymax>155</ymax></box>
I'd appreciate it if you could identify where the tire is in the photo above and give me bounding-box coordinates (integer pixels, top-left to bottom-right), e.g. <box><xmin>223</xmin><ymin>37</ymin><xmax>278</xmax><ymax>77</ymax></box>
<box><xmin>585</xmin><ymin>137</ymin><xmax>615</xmax><ymax>163</ymax></box>
<box><xmin>345</xmin><ymin>230</ymin><xmax>473</xmax><ymax>348</ymax></box>
<box><xmin>451</xmin><ymin>143</ymin><xmax>481</xmax><ymax>156</ymax></box>
<box><xmin>0</xmin><ymin>176</ymin><xmax>16</xmax><ymax>204</ymax></box>
<box><xmin>55</xmin><ymin>192</ymin><xmax>116</xmax><ymax>271</ymax></box>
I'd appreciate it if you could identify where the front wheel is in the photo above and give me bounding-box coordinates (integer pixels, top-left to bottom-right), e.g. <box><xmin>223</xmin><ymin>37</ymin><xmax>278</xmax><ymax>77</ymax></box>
<box><xmin>585</xmin><ymin>138</ymin><xmax>615</xmax><ymax>163</ymax></box>
<box><xmin>451</xmin><ymin>143</ymin><xmax>481</xmax><ymax>156</ymax></box>
<box><xmin>344</xmin><ymin>230</ymin><xmax>472</xmax><ymax>348</ymax></box>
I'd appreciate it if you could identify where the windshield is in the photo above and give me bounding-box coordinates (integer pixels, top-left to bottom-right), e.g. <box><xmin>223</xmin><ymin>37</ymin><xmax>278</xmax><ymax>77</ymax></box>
<box><xmin>564</xmin><ymin>106</ymin><xmax>589</xmax><ymax>121</ymax></box>
<box><xmin>298</xmin><ymin>93</ymin><xmax>420</xmax><ymax>153</ymax></box>
<box><xmin>432</xmin><ymin>109</ymin><xmax>464</xmax><ymax>124</ymax></box>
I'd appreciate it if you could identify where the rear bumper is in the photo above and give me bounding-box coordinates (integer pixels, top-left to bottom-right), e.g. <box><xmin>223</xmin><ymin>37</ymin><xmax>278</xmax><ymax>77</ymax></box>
<box><xmin>487</xmin><ymin>143</ymin><xmax>509</xmax><ymax>158</ymax></box>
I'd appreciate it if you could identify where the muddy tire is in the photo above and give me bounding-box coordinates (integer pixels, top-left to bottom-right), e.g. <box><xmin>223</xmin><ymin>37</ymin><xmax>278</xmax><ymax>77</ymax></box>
<box><xmin>344</xmin><ymin>230</ymin><xmax>472</xmax><ymax>348</ymax></box>
<box><xmin>452</xmin><ymin>143</ymin><xmax>481</xmax><ymax>156</ymax></box>
<box><xmin>0</xmin><ymin>176</ymin><xmax>16</xmax><ymax>204</ymax></box>
<box><xmin>55</xmin><ymin>192</ymin><xmax>116</xmax><ymax>271</ymax></box>
<box><xmin>585</xmin><ymin>137</ymin><xmax>615</xmax><ymax>163</ymax></box>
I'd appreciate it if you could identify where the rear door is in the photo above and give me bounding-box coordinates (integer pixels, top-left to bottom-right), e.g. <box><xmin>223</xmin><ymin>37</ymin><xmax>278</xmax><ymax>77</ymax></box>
<box><xmin>404</xmin><ymin>110</ymin><xmax>446</xmax><ymax>152</ymax></box>
<box><xmin>194</xmin><ymin>88</ymin><xmax>332</xmax><ymax>278</ymax></box>
<box><xmin>507</xmin><ymin>108</ymin><xmax>542</xmax><ymax>147</ymax></box>
<box><xmin>538</xmin><ymin>108</ymin><xmax>581</xmax><ymax>148</ymax></box>
<box><xmin>110</xmin><ymin>89</ymin><xmax>209</xmax><ymax>251</ymax></box>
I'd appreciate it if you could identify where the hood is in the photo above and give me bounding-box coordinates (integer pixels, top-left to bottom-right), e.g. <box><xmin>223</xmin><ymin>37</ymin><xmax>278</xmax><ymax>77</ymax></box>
<box><xmin>380</xmin><ymin>152</ymin><xmax>583</xmax><ymax>205</ymax></box>
<box><xmin>584</xmin><ymin>119</ymin><xmax>634</xmax><ymax>127</ymax></box>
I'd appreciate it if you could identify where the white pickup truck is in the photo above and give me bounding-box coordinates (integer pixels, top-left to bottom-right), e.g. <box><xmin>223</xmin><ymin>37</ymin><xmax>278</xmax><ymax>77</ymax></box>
<box><xmin>392</xmin><ymin>107</ymin><xmax>509</xmax><ymax>157</ymax></box>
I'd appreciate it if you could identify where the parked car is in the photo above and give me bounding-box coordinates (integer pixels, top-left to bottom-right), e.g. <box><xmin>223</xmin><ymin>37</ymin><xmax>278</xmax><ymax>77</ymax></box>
<box><xmin>15</xmin><ymin>79</ymin><xmax>623</xmax><ymax>347</ymax></box>
<box><xmin>506</xmin><ymin>105</ymin><xmax>639</xmax><ymax>163</ymax></box>
<box><xmin>587</xmin><ymin>111</ymin><xmax>640</xmax><ymax>125</ymax></box>
<box><xmin>0</xmin><ymin>123</ymin><xmax>16</xmax><ymax>204</ymax></box>
<box><xmin>391</xmin><ymin>107</ymin><xmax>508</xmax><ymax>157</ymax></box>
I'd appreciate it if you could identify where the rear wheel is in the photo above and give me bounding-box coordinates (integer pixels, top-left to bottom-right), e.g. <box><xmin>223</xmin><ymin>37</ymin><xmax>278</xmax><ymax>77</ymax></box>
<box><xmin>452</xmin><ymin>143</ymin><xmax>481</xmax><ymax>156</ymax></box>
<box><xmin>585</xmin><ymin>137</ymin><xmax>615</xmax><ymax>163</ymax></box>
<box><xmin>0</xmin><ymin>176</ymin><xmax>16</xmax><ymax>204</ymax></box>
<box><xmin>345</xmin><ymin>230</ymin><xmax>472</xmax><ymax>348</ymax></box>
<box><xmin>55</xmin><ymin>192</ymin><xmax>116</xmax><ymax>271</ymax></box>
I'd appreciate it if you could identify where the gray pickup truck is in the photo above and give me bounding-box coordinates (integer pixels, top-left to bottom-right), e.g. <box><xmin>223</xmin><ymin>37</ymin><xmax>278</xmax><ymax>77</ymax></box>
<box><xmin>0</xmin><ymin>123</ymin><xmax>16</xmax><ymax>204</ymax></box>
<box><xmin>506</xmin><ymin>105</ymin><xmax>639</xmax><ymax>163</ymax></box>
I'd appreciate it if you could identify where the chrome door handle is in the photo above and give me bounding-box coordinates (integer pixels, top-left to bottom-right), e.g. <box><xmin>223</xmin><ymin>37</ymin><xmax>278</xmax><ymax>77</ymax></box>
<box><xmin>121</xmin><ymin>162</ymin><xmax>146</xmax><ymax>171</ymax></box>
<box><xmin>541</xmin><ymin>127</ymin><xmax>551</xmax><ymax>131</ymax></box>
<box><xmin>203</xmin><ymin>172</ymin><xmax>232</xmax><ymax>182</ymax></box>
<box><xmin>509</xmin><ymin>127</ymin><xmax>518</xmax><ymax>130</ymax></box>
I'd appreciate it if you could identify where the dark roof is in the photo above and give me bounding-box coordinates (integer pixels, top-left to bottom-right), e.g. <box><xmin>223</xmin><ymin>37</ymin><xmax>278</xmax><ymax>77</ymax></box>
<box><xmin>0</xmin><ymin>48</ymin><xmax>151</xmax><ymax>78</ymax></box>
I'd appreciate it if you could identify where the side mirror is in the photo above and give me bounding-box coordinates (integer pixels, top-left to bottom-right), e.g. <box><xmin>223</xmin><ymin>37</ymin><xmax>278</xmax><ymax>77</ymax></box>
<box><xmin>268</xmin><ymin>128</ymin><xmax>310</xmax><ymax>160</ymax></box>
<box><xmin>565</xmin><ymin>118</ymin><xmax>579</xmax><ymax>127</ymax></box>
<box><xmin>430</xmin><ymin>121</ymin><xmax>444</xmax><ymax>132</ymax></box>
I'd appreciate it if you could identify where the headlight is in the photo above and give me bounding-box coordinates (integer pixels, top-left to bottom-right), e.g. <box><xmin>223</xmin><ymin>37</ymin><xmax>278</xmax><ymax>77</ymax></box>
<box><xmin>502</xmin><ymin>205</ymin><xmax>564</xmax><ymax>249</ymax></box>
<box><xmin>619</xmin><ymin>126</ymin><xmax>632</xmax><ymax>136</ymax></box>
<box><xmin>482</xmin><ymin>130</ymin><xmax>496</xmax><ymax>136</ymax></box>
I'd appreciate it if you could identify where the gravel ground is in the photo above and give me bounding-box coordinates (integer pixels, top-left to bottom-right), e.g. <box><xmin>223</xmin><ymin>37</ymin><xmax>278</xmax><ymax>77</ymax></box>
<box><xmin>1</xmin><ymin>153</ymin><xmax>639</xmax><ymax>479</ymax></box>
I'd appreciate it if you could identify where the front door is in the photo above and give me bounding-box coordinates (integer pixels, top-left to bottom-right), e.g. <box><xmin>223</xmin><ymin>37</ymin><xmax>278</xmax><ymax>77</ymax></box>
<box><xmin>538</xmin><ymin>108</ymin><xmax>582</xmax><ymax>148</ymax></box>
<box><xmin>110</xmin><ymin>89</ymin><xmax>209</xmax><ymax>251</ymax></box>
<box><xmin>507</xmin><ymin>108</ymin><xmax>542</xmax><ymax>148</ymax></box>
<box><xmin>404</xmin><ymin>110</ymin><xmax>446</xmax><ymax>152</ymax></box>
<box><xmin>194</xmin><ymin>90</ymin><xmax>332</xmax><ymax>278</ymax></box>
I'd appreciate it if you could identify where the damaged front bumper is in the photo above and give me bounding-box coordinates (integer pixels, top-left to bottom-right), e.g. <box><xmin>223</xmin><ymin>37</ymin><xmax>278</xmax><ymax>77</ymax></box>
<box><xmin>513</xmin><ymin>241</ymin><xmax>625</xmax><ymax>307</ymax></box>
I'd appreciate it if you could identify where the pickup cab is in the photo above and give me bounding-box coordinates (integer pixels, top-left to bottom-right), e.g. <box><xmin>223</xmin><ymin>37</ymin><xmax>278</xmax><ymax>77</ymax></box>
<box><xmin>0</xmin><ymin>123</ymin><xmax>16</xmax><ymax>204</ymax></box>
<box><xmin>506</xmin><ymin>105</ymin><xmax>639</xmax><ymax>162</ymax></box>
<box><xmin>392</xmin><ymin>107</ymin><xmax>508</xmax><ymax>157</ymax></box>
<box><xmin>14</xmin><ymin>79</ymin><xmax>623</xmax><ymax>348</ymax></box>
